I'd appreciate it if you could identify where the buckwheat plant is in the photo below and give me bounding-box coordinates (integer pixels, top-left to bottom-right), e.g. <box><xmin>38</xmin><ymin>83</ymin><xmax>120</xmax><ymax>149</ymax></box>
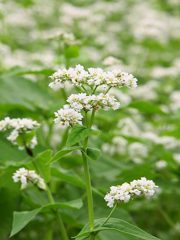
<box><xmin>47</xmin><ymin>65</ymin><xmax>158</xmax><ymax>240</ymax></box>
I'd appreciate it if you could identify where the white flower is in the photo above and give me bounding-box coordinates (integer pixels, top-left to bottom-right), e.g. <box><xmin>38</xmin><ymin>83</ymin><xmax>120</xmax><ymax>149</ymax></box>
<box><xmin>49</xmin><ymin>65</ymin><xmax>138</xmax><ymax>90</ymax></box>
<box><xmin>87</xmin><ymin>68</ymin><xmax>106</xmax><ymax>86</ymax></box>
<box><xmin>28</xmin><ymin>136</ymin><xmax>38</xmax><ymax>149</ymax></box>
<box><xmin>0</xmin><ymin>117</ymin><xmax>39</xmax><ymax>132</ymax></box>
<box><xmin>0</xmin><ymin>117</ymin><xmax>40</xmax><ymax>148</ymax></box>
<box><xmin>7</xmin><ymin>129</ymin><xmax>19</xmax><ymax>143</ymax></box>
<box><xmin>130</xmin><ymin>177</ymin><xmax>158</xmax><ymax>197</ymax></box>
<box><xmin>105</xmin><ymin>177</ymin><xmax>158</xmax><ymax>208</ymax></box>
<box><xmin>96</xmin><ymin>93</ymin><xmax>120</xmax><ymax>110</ymax></box>
<box><xmin>49</xmin><ymin>68</ymin><xmax>70</xmax><ymax>90</ymax></box>
<box><xmin>0</xmin><ymin>117</ymin><xmax>12</xmax><ymax>131</ymax></box>
<box><xmin>68</xmin><ymin>64</ymin><xmax>89</xmax><ymax>86</ymax></box>
<box><xmin>54</xmin><ymin>106</ymin><xmax>83</xmax><ymax>126</ymax></box>
<box><xmin>67</xmin><ymin>93</ymin><xmax>120</xmax><ymax>112</ymax></box>
<box><xmin>112</xmin><ymin>70</ymin><xmax>138</xmax><ymax>88</ymax></box>
<box><xmin>49</xmin><ymin>64</ymin><xmax>89</xmax><ymax>89</ymax></box>
<box><xmin>12</xmin><ymin>168</ymin><xmax>46</xmax><ymax>190</ymax></box>
<box><xmin>67</xmin><ymin>93</ymin><xmax>95</xmax><ymax>112</ymax></box>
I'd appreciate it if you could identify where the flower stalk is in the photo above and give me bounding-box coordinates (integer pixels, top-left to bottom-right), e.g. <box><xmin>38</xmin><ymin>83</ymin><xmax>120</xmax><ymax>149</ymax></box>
<box><xmin>81</xmin><ymin>110</ymin><xmax>96</xmax><ymax>233</ymax></box>
<box><xmin>81</xmin><ymin>150</ymin><xmax>94</xmax><ymax>231</ymax></box>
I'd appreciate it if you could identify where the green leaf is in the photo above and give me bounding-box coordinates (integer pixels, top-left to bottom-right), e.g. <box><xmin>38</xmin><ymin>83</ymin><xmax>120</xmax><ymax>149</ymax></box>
<box><xmin>52</xmin><ymin>167</ymin><xmax>85</xmax><ymax>188</ymax></box>
<box><xmin>41</xmin><ymin>199</ymin><xmax>83</xmax><ymax>212</ymax></box>
<box><xmin>50</xmin><ymin>146</ymin><xmax>81</xmax><ymax>163</ymax></box>
<box><xmin>10</xmin><ymin>199</ymin><xmax>83</xmax><ymax>237</ymax></box>
<box><xmin>10</xmin><ymin>208</ymin><xmax>41</xmax><ymax>237</ymax></box>
<box><xmin>52</xmin><ymin>199</ymin><xmax>83</xmax><ymax>210</ymax></box>
<box><xmin>67</xmin><ymin>125</ymin><xmax>91</xmax><ymax>146</ymax></box>
<box><xmin>75</xmin><ymin>218</ymin><xmax>160</xmax><ymax>240</ymax></box>
<box><xmin>0</xmin><ymin>75</ymin><xmax>52</xmax><ymax>111</ymax></box>
<box><xmin>35</xmin><ymin>150</ymin><xmax>52</xmax><ymax>182</ymax></box>
<box><xmin>87</xmin><ymin>148</ymin><xmax>101</xmax><ymax>161</ymax></box>
<box><xmin>3</xmin><ymin>66</ymin><xmax>54</xmax><ymax>77</ymax></box>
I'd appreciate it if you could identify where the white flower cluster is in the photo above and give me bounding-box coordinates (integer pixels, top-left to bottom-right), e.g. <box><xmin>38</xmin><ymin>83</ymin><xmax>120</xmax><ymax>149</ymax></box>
<box><xmin>50</xmin><ymin>65</ymin><xmax>137</xmax><ymax>127</ymax></box>
<box><xmin>104</xmin><ymin>177</ymin><xmax>158</xmax><ymax>208</ymax></box>
<box><xmin>54</xmin><ymin>106</ymin><xmax>83</xmax><ymax>126</ymax></box>
<box><xmin>12</xmin><ymin>168</ymin><xmax>46</xmax><ymax>190</ymax></box>
<box><xmin>54</xmin><ymin>93</ymin><xmax>120</xmax><ymax>127</ymax></box>
<box><xmin>0</xmin><ymin>117</ymin><xmax>39</xmax><ymax>148</ymax></box>
<box><xmin>67</xmin><ymin>93</ymin><xmax>120</xmax><ymax>112</ymax></box>
<box><xmin>49</xmin><ymin>64</ymin><xmax>137</xmax><ymax>90</ymax></box>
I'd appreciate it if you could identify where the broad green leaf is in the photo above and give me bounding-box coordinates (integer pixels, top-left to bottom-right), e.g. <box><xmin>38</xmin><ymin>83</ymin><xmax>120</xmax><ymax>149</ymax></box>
<box><xmin>34</xmin><ymin>150</ymin><xmax>53</xmax><ymax>182</ymax></box>
<box><xmin>50</xmin><ymin>146</ymin><xmax>81</xmax><ymax>163</ymax></box>
<box><xmin>52</xmin><ymin>167</ymin><xmax>85</xmax><ymax>188</ymax></box>
<box><xmin>41</xmin><ymin>199</ymin><xmax>83</xmax><ymax>212</ymax></box>
<box><xmin>67</xmin><ymin>125</ymin><xmax>91</xmax><ymax>146</ymax></box>
<box><xmin>10</xmin><ymin>199</ymin><xmax>83</xmax><ymax>237</ymax></box>
<box><xmin>75</xmin><ymin>218</ymin><xmax>160</xmax><ymax>240</ymax></box>
<box><xmin>0</xmin><ymin>75</ymin><xmax>52</xmax><ymax>111</ymax></box>
<box><xmin>99</xmin><ymin>230</ymin><xmax>138</xmax><ymax>240</ymax></box>
<box><xmin>10</xmin><ymin>208</ymin><xmax>41</xmax><ymax>237</ymax></box>
<box><xmin>48</xmin><ymin>199</ymin><xmax>83</xmax><ymax>210</ymax></box>
<box><xmin>2</xmin><ymin>66</ymin><xmax>54</xmax><ymax>76</ymax></box>
<box><xmin>0</xmin><ymin>139</ymin><xmax>26</xmax><ymax>163</ymax></box>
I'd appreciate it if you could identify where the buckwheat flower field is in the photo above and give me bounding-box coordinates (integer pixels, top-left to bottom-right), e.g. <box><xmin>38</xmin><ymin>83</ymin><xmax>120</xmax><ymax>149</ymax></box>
<box><xmin>0</xmin><ymin>0</ymin><xmax>179</xmax><ymax>240</ymax></box>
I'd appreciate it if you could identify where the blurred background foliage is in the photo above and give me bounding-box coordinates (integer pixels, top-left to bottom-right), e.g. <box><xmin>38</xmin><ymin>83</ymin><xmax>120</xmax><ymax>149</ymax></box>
<box><xmin>0</xmin><ymin>0</ymin><xmax>180</xmax><ymax>239</ymax></box>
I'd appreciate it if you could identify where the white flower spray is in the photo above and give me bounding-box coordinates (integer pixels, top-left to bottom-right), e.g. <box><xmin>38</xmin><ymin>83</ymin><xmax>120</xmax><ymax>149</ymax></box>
<box><xmin>104</xmin><ymin>177</ymin><xmax>158</xmax><ymax>208</ymax></box>
<box><xmin>12</xmin><ymin>168</ymin><xmax>46</xmax><ymax>190</ymax></box>
<box><xmin>49</xmin><ymin>64</ymin><xmax>137</xmax><ymax>91</ymax></box>
<box><xmin>0</xmin><ymin>117</ymin><xmax>40</xmax><ymax>150</ymax></box>
<box><xmin>50</xmin><ymin>65</ymin><xmax>136</xmax><ymax>127</ymax></box>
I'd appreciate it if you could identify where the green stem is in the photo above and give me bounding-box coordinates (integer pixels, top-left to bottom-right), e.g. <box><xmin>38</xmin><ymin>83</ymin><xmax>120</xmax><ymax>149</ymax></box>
<box><xmin>81</xmin><ymin>110</ymin><xmax>96</xmax><ymax>232</ymax></box>
<box><xmin>82</xmin><ymin>150</ymin><xmax>94</xmax><ymax>230</ymax></box>
<box><xmin>92</xmin><ymin>86</ymin><xmax>98</xmax><ymax>94</ymax></box>
<box><xmin>59</xmin><ymin>127</ymin><xmax>69</xmax><ymax>148</ymax></box>
<box><xmin>91</xmin><ymin>204</ymin><xmax>117</xmax><ymax>240</ymax></box>
<box><xmin>45</xmin><ymin>224</ymin><xmax>53</xmax><ymax>240</ymax></box>
<box><xmin>81</xmin><ymin>85</ymin><xmax>88</xmax><ymax>93</ymax></box>
<box><xmin>102</xmin><ymin>204</ymin><xmax>117</xmax><ymax>226</ymax></box>
<box><xmin>89</xmin><ymin>109</ymin><xmax>95</xmax><ymax>128</ymax></box>
<box><xmin>104</xmin><ymin>86</ymin><xmax>111</xmax><ymax>94</ymax></box>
